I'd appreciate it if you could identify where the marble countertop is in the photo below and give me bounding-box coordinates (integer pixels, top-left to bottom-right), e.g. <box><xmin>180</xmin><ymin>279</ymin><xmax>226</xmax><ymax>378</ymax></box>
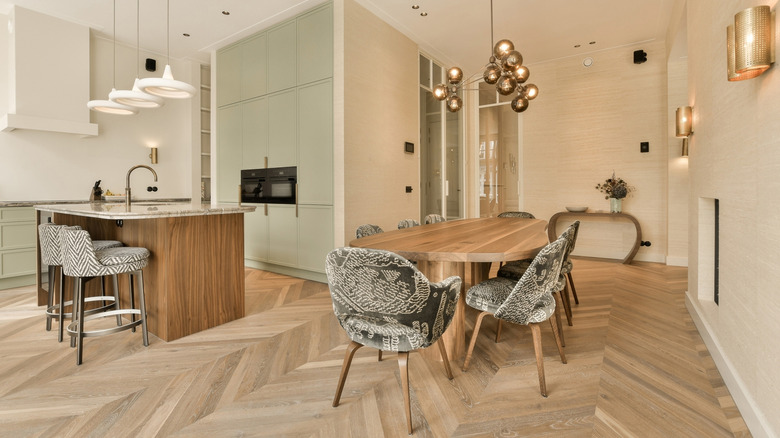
<box><xmin>34</xmin><ymin>201</ymin><xmax>255</xmax><ymax>220</ymax></box>
<box><xmin>0</xmin><ymin>198</ymin><xmax>190</xmax><ymax>208</ymax></box>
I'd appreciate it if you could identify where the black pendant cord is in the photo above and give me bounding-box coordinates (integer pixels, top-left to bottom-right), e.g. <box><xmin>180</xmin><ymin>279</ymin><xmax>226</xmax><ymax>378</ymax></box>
<box><xmin>136</xmin><ymin>0</ymin><xmax>140</xmax><ymax>77</ymax></box>
<box><xmin>112</xmin><ymin>0</ymin><xmax>117</xmax><ymax>89</ymax></box>
<box><xmin>166</xmin><ymin>0</ymin><xmax>171</xmax><ymax>65</ymax></box>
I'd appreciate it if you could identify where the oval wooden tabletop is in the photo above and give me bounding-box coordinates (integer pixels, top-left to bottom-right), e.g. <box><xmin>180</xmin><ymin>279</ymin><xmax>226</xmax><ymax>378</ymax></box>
<box><xmin>348</xmin><ymin>217</ymin><xmax>549</xmax><ymax>263</ymax></box>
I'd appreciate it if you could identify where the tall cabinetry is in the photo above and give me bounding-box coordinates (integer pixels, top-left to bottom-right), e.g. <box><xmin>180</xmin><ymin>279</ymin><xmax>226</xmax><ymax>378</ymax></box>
<box><xmin>0</xmin><ymin>207</ymin><xmax>36</xmax><ymax>290</ymax></box>
<box><xmin>215</xmin><ymin>3</ymin><xmax>333</xmax><ymax>280</ymax></box>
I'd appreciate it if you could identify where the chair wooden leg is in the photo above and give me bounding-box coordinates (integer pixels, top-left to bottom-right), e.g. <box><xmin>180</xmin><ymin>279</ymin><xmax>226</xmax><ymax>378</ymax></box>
<box><xmin>332</xmin><ymin>341</ymin><xmax>362</xmax><ymax>407</ymax></box>
<box><xmin>529</xmin><ymin>323</ymin><xmax>547</xmax><ymax>397</ymax></box>
<box><xmin>398</xmin><ymin>351</ymin><xmax>412</xmax><ymax>435</ymax></box>
<box><xmin>378</xmin><ymin>350</ymin><xmax>382</xmax><ymax>362</ymax></box>
<box><xmin>551</xmin><ymin>292</ymin><xmax>566</xmax><ymax>347</ymax></box>
<box><xmin>549</xmin><ymin>312</ymin><xmax>567</xmax><ymax>365</ymax></box>
<box><xmin>463</xmin><ymin>311</ymin><xmax>490</xmax><ymax>371</ymax></box>
<box><xmin>568</xmin><ymin>272</ymin><xmax>579</xmax><ymax>305</ymax></box>
<box><xmin>561</xmin><ymin>283</ymin><xmax>573</xmax><ymax>326</ymax></box>
<box><xmin>437</xmin><ymin>338</ymin><xmax>453</xmax><ymax>380</ymax></box>
<box><xmin>495</xmin><ymin>320</ymin><xmax>503</xmax><ymax>343</ymax></box>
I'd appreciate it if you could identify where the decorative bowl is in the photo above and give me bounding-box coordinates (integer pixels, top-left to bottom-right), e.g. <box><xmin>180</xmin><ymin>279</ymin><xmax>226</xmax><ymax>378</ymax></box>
<box><xmin>565</xmin><ymin>206</ymin><xmax>588</xmax><ymax>212</ymax></box>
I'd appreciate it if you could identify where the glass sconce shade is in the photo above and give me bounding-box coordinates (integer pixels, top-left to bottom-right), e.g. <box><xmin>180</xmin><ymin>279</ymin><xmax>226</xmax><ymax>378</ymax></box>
<box><xmin>432</xmin><ymin>84</ymin><xmax>449</xmax><ymax>101</ymax></box>
<box><xmin>494</xmin><ymin>39</ymin><xmax>514</xmax><ymax>58</ymax></box>
<box><xmin>727</xmin><ymin>26</ymin><xmax>763</xmax><ymax>81</ymax></box>
<box><xmin>681</xmin><ymin>137</ymin><xmax>689</xmax><ymax>157</ymax></box>
<box><xmin>496</xmin><ymin>75</ymin><xmax>517</xmax><ymax>95</ymax></box>
<box><xmin>675</xmin><ymin>106</ymin><xmax>692</xmax><ymax>137</ymax></box>
<box><xmin>734</xmin><ymin>6</ymin><xmax>774</xmax><ymax>75</ymax></box>
<box><xmin>446</xmin><ymin>95</ymin><xmax>462</xmax><ymax>112</ymax></box>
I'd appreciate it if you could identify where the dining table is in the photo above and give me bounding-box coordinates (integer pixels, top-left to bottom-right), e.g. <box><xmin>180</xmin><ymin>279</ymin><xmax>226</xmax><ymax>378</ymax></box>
<box><xmin>348</xmin><ymin>217</ymin><xmax>549</xmax><ymax>360</ymax></box>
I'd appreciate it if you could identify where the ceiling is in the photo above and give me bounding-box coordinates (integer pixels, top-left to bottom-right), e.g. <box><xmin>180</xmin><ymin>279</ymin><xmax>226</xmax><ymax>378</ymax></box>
<box><xmin>0</xmin><ymin>0</ymin><xmax>678</xmax><ymax>70</ymax></box>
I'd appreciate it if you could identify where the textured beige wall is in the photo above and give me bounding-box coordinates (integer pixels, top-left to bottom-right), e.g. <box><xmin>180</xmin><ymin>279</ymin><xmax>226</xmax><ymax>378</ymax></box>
<box><xmin>342</xmin><ymin>0</ymin><xmax>419</xmax><ymax>240</ymax></box>
<box><xmin>686</xmin><ymin>0</ymin><xmax>780</xmax><ymax>435</ymax></box>
<box><xmin>521</xmin><ymin>41</ymin><xmax>668</xmax><ymax>263</ymax></box>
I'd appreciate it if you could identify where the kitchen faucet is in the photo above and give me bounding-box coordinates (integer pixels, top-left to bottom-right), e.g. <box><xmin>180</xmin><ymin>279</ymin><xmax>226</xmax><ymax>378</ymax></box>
<box><xmin>126</xmin><ymin>165</ymin><xmax>158</xmax><ymax>208</ymax></box>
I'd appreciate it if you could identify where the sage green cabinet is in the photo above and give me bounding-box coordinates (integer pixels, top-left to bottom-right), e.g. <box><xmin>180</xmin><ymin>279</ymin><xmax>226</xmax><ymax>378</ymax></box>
<box><xmin>244</xmin><ymin>207</ymin><xmax>269</xmax><ymax>262</ymax></box>
<box><xmin>268</xmin><ymin>205</ymin><xmax>298</xmax><ymax>266</ymax></box>
<box><xmin>298</xmin><ymin>80</ymin><xmax>333</xmax><ymax>205</ymax></box>
<box><xmin>297</xmin><ymin>205</ymin><xmax>333</xmax><ymax>273</ymax></box>
<box><xmin>216</xmin><ymin>44</ymin><xmax>241</xmax><ymax>107</ymax></box>
<box><xmin>242</xmin><ymin>97</ymin><xmax>268</xmax><ymax>169</ymax></box>
<box><xmin>267</xmin><ymin>89</ymin><xmax>297</xmax><ymax>167</ymax></box>
<box><xmin>267</xmin><ymin>21</ymin><xmax>297</xmax><ymax>93</ymax></box>
<box><xmin>0</xmin><ymin>207</ymin><xmax>36</xmax><ymax>288</ymax></box>
<box><xmin>297</xmin><ymin>5</ymin><xmax>333</xmax><ymax>85</ymax></box>
<box><xmin>217</xmin><ymin>104</ymin><xmax>243</xmax><ymax>202</ymax></box>
<box><xmin>241</xmin><ymin>34</ymin><xmax>267</xmax><ymax>100</ymax></box>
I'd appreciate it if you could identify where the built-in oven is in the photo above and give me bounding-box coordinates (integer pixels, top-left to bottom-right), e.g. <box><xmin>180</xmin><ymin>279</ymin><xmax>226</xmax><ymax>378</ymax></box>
<box><xmin>240</xmin><ymin>167</ymin><xmax>297</xmax><ymax>206</ymax></box>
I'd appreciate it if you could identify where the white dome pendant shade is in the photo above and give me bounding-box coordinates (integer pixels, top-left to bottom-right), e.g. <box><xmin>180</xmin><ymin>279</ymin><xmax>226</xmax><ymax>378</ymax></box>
<box><xmin>88</xmin><ymin>90</ymin><xmax>139</xmax><ymax>115</ymax></box>
<box><xmin>137</xmin><ymin>64</ymin><xmax>196</xmax><ymax>98</ymax></box>
<box><xmin>109</xmin><ymin>78</ymin><xmax>165</xmax><ymax>108</ymax></box>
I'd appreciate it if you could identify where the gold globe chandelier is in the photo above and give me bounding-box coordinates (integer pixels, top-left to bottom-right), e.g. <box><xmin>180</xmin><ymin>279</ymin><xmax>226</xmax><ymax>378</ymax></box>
<box><xmin>432</xmin><ymin>0</ymin><xmax>539</xmax><ymax>113</ymax></box>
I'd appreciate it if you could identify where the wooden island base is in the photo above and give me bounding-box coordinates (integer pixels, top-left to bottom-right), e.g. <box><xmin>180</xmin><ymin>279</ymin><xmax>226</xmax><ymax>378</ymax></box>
<box><xmin>40</xmin><ymin>212</ymin><xmax>245</xmax><ymax>342</ymax></box>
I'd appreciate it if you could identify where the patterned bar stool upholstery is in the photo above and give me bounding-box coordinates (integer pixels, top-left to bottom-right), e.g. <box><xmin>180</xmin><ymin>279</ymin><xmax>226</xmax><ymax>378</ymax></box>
<box><xmin>497</xmin><ymin>211</ymin><xmax>535</xmax><ymax>219</ymax></box>
<box><xmin>397</xmin><ymin>219</ymin><xmax>420</xmax><ymax>229</ymax></box>
<box><xmin>326</xmin><ymin>247</ymin><xmax>461</xmax><ymax>434</ymax></box>
<box><xmin>60</xmin><ymin>228</ymin><xmax>151</xmax><ymax>365</ymax></box>
<box><xmin>424</xmin><ymin>213</ymin><xmax>446</xmax><ymax>224</ymax></box>
<box><xmin>355</xmin><ymin>224</ymin><xmax>384</xmax><ymax>239</ymax></box>
<box><xmin>38</xmin><ymin>223</ymin><xmax>122</xmax><ymax>342</ymax></box>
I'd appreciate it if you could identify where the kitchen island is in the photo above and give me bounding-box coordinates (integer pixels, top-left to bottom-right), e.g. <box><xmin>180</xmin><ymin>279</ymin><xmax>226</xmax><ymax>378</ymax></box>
<box><xmin>35</xmin><ymin>201</ymin><xmax>255</xmax><ymax>341</ymax></box>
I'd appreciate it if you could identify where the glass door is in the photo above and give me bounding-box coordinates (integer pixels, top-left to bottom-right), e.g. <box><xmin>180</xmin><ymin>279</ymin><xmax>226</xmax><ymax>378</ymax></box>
<box><xmin>420</xmin><ymin>54</ymin><xmax>463</xmax><ymax>220</ymax></box>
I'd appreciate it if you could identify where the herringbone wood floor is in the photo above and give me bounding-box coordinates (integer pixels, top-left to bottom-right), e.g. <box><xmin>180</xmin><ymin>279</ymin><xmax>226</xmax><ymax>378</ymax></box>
<box><xmin>0</xmin><ymin>259</ymin><xmax>751</xmax><ymax>437</ymax></box>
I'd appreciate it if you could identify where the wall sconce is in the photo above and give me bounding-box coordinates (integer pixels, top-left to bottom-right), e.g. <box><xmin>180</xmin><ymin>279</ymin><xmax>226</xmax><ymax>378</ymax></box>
<box><xmin>727</xmin><ymin>6</ymin><xmax>775</xmax><ymax>81</ymax></box>
<box><xmin>149</xmin><ymin>147</ymin><xmax>158</xmax><ymax>164</ymax></box>
<box><xmin>676</xmin><ymin>106</ymin><xmax>692</xmax><ymax>157</ymax></box>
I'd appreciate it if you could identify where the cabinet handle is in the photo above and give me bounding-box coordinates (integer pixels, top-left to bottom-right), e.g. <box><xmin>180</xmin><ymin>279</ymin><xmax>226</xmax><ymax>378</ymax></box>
<box><xmin>237</xmin><ymin>185</ymin><xmax>242</xmax><ymax>206</ymax></box>
<box><xmin>264</xmin><ymin>156</ymin><xmax>268</xmax><ymax>168</ymax></box>
<box><xmin>264</xmin><ymin>204</ymin><xmax>268</xmax><ymax>216</ymax></box>
<box><xmin>295</xmin><ymin>183</ymin><xmax>298</xmax><ymax>218</ymax></box>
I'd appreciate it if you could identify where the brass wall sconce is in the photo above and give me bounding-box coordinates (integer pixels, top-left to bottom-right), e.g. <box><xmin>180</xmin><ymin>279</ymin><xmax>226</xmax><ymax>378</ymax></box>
<box><xmin>727</xmin><ymin>5</ymin><xmax>775</xmax><ymax>81</ymax></box>
<box><xmin>676</xmin><ymin>106</ymin><xmax>692</xmax><ymax>157</ymax></box>
<box><xmin>149</xmin><ymin>147</ymin><xmax>158</xmax><ymax>164</ymax></box>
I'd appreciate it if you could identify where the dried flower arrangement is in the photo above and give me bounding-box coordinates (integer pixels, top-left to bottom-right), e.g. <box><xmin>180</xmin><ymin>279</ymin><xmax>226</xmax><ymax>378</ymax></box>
<box><xmin>595</xmin><ymin>171</ymin><xmax>634</xmax><ymax>199</ymax></box>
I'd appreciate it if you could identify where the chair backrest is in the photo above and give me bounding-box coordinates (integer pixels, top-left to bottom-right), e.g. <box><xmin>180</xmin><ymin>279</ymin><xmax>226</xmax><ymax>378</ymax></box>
<box><xmin>325</xmin><ymin>247</ymin><xmax>461</xmax><ymax>349</ymax></box>
<box><xmin>39</xmin><ymin>223</ymin><xmax>84</xmax><ymax>266</ymax></box>
<box><xmin>562</xmin><ymin>221</ymin><xmax>580</xmax><ymax>261</ymax></box>
<box><xmin>494</xmin><ymin>233</ymin><xmax>568</xmax><ymax>325</ymax></box>
<box><xmin>497</xmin><ymin>211</ymin><xmax>535</xmax><ymax>219</ymax></box>
<box><xmin>59</xmin><ymin>227</ymin><xmax>102</xmax><ymax>277</ymax></box>
<box><xmin>424</xmin><ymin>214</ymin><xmax>446</xmax><ymax>224</ymax></box>
<box><xmin>355</xmin><ymin>224</ymin><xmax>384</xmax><ymax>239</ymax></box>
<box><xmin>397</xmin><ymin>219</ymin><xmax>420</xmax><ymax>229</ymax></box>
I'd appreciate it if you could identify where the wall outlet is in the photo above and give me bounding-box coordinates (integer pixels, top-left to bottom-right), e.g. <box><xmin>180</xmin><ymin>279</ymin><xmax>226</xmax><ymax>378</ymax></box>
<box><xmin>640</xmin><ymin>141</ymin><xmax>649</xmax><ymax>153</ymax></box>
<box><xmin>405</xmin><ymin>186</ymin><xmax>413</xmax><ymax>193</ymax></box>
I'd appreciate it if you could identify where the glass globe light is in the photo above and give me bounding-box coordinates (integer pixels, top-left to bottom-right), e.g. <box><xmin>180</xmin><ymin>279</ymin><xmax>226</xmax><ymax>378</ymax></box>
<box><xmin>501</xmin><ymin>50</ymin><xmax>523</xmax><ymax>71</ymax></box>
<box><xmin>483</xmin><ymin>63</ymin><xmax>501</xmax><ymax>84</ymax></box>
<box><xmin>493</xmin><ymin>39</ymin><xmax>514</xmax><ymax>59</ymax></box>
<box><xmin>513</xmin><ymin>65</ymin><xmax>530</xmax><ymax>83</ymax></box>
<box><xmin>447</xmin><ymin>67</ymin><xmax>463</xmax><ymax>84</ymax></box>
<box><xmin>496</xmin><ymin>75</ymin><xmax>517</xmax><ymax>96</ymax></box>
<box><xmin>446</xmin><ymin>95</ymin><xmax>462</xmax><ymax>112</ymax></box>
<box><xmin>524</xmin><ymin>84</ymin><xmax>539</xmax><ymax>100</ymax></box>
<box><xmin>432</xmin><ymin>84</ymin><xmax>449</xmax><ymax>101</ymax></box>
<box><xmin>511</xmin><ymin>95</ymin><xmax>529</xmax><ymax>113</ymax></box>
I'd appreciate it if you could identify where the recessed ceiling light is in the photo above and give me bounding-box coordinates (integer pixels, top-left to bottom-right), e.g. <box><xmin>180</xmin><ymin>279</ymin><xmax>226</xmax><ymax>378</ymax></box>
<box><xmin>183</xmin><ymin>33</ymin><xmax>190</xmax><ymax>37</ymax></box>
<box><xmin>583</xmin><ymin>57</ymin><xmax>594</xmax><ymax>67</ymax></box>
<box><xmin>221</xmin><ymin>10</ymin><xmax>230</xmax><ymax>15</ymax></box>
<box><xmin>420</xmin><ymin>12</ymin><xmax>428</xmax><ymax>16</ymax></box>
<box><xmin>412</xmin><ymin>5</ymin><xmax>420</xmax><ymax>9</ymax></box>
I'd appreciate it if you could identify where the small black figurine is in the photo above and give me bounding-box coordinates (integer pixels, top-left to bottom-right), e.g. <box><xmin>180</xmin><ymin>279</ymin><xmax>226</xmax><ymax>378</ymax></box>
<box><xmin>89</xmin><ymin>180</ymin><xmax>104</xmax><ymax>202</ymax></box>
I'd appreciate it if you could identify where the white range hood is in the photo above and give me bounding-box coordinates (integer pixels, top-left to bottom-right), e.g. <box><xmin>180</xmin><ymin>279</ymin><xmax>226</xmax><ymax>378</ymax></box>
<box><xmin>0</xmin><ymin>6</ymin><xmax>97</xmax><ymax>136</ymax></box>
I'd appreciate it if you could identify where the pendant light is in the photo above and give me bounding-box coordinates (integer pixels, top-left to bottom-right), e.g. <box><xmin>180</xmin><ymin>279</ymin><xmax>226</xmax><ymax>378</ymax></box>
<box><xmin>109</xmin><ymin>0</ymin><xmax>164</xmax><ymax>108</ymax></box>
<box><xmin>136</xmin><ymin>0</ymin><xmax>196</xmax><ymax>99</ymax></box>
<box><xmin>88</xmin><ymin>0</ymin><xmax>138</xmax><ymax>115</ymax></box>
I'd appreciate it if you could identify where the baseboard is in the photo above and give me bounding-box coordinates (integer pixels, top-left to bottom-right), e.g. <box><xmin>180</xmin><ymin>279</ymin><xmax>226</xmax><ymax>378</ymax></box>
<box><xmin>665</xmin><ymin>256</ymin><xmax>688</xmax><ymax>267</ymax></box>
<box><xmin>244</xmin><ymin>259</ymin><xmax>327</xmax><ymax>284</ymax></box>
<box><xmin>685</xmin><ymin>292</ymin><xmax>775</xmax><ymax>438</ymax></box>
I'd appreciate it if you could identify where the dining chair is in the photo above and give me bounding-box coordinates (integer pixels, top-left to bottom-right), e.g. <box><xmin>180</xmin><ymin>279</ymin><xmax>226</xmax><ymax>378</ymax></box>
<box><xmin>462</xmin><ymin>232</ymin><xmax>569</xmax><ymax>397</ymax></box>
<box><xmin>397</xmin><ymin>219</ymin><xmax>420</xmax><ymax>229</ymax></box>
<box><xmin>355</xmin><ymin>224</ymin><xmax>384</xmax><ymax>239</ymax></box>
<box><xmin>325</xmin><ymin>247</ymin><xmax>462</xmax><ymax>435</ymax></box>
<box><xmin>497</xmin><ymin>211</ymin><xmax>536</xmax><ymax>219</ymax></box>
<box><xmin>424</xmin><ymin>213</ymin><xmax>446</xmax><ymax>224</ymax></box>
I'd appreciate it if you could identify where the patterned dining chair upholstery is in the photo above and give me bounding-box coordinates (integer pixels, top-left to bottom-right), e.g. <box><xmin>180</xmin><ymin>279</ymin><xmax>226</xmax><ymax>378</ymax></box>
<box><xmin>38</xmin><ymin>223</ymin><xmax>122</xmax><ymax>342</ymax></box>
<box><xmin>355</xmin><ymin>224</ymin><xmax>384</xmax><ymax>239</ymax></box>
<box><xmin>497</xmin><ymin>211</ymin><xmax>536</xmax><ymax>219</ymax></box>
<box><xmin>397</xmin><ymin>219</ymin><xmax>420</xmax><ymax>229</ymax></box>
<box><xmin>463</xmin><ymin>233</ymin><xmax>569</xmax><ymax>397</ymax></box>
<box><xmin>424</xmin><ymin>214</ymin><xmax>446</xmax><ymax>224</ymax></box>
<box><xmin>60</xmin><ymin>228</ymin><xmax>151</xmax><ymax>365</ymax></box>
<box><xmin>325</xmin><ymin>247</ymin><xmax>461</xmax><ymax>434</ymax></box>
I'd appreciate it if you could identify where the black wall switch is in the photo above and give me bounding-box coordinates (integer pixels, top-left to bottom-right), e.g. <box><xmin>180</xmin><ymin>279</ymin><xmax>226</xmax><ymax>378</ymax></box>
<box><xmin>640</xmin><ymin>141</ymin><xmax>649</xmax><ymax>153</ymax></box>
<box><xmin>405</xmin><ymin>142</ymin><xmax>414</xmax><ymax>153</ymax></box>
<box><xmin>406</xmin><ymin>186</ymin><xmax>413</xmax><ymax>193</ymax></box>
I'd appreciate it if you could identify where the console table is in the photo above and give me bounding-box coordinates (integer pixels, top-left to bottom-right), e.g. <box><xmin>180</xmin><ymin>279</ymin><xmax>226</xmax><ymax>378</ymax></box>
<box><xmin>548</xmin><ymin>211</ymin><xmax>642</xmax><ymax>264</ymax></box>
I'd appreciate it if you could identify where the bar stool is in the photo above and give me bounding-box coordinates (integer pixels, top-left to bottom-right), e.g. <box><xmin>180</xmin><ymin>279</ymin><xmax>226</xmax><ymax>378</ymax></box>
<box><xmin>38</xmin><ymin>223</ymin><xmax>123</xmax><ymax>342</ymax></box>
<box><xmin>60</xmin><ymin>227</ymin><xmax>150</xmax><ymax>365</ymax></box>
